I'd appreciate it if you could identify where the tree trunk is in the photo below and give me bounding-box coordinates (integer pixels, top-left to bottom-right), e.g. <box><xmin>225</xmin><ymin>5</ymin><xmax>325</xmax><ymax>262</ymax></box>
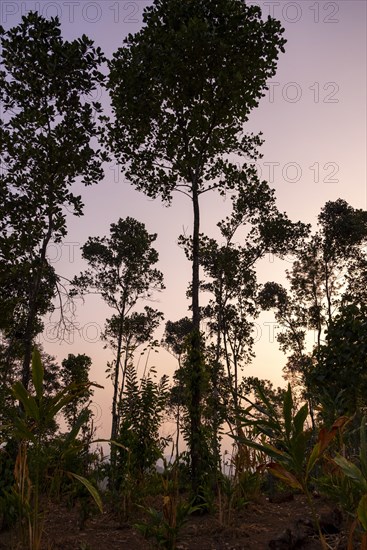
<box><xmin>22</xmin><ymin>315</ymin><xmax>36</xmax><ymax>390</ymax></box>
<box><xmin>110</xmin><ymin>312</ymin><xmax>125</xmax><ymax>478</ymax></box>
<box><xmin>212</xmin><ymin>281</ymin><xmax>223</xmax><ymax>472</ymax></box>
<box><xmin>189</xmin><ymin>183</ymin><xmax>204</xmax><ymax>499</ymax></box>
<box><xmin>192</xmin><ymin>185</ymin><xmax>200</xmax><ymax>334</ymax></box>
<box><xmin>22</xmin><ymin>220</ymin><xmax>53</xmax><ymax>389</ymax></box>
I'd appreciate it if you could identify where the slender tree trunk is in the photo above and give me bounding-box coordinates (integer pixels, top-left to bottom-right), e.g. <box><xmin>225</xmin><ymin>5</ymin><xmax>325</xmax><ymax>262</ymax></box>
<box><xmin>192</xmin><ymin>183</ymin><xmax>200</xmax><ymax>333</ymax></box>
<box><xmin>324</xmin><ymin>260</ymin><xmax>333</xmax><ymax>327</ymax></box>
<box><xmin>175</xmin><ymin>405</ymin><xmax>180</xmax><ymax>463</ymax></box>
<box><xmin>22</xmin><ymin>302</ymin><xmax>38</xmax><ymax>389</ymax></box>
<box><xmin>189</xmin><ymin>182</ymin><xmax>204</xmax><ymax>499</ymax></box>
<box><xmin>110</xmin><ymin>307</ymin><xmax>126</xmax><ymax>479</ymax></box>
<box><xmin>234</xmin><ymin>354</ymin><xmax>238</xmax><ymax>414</ymax></box>
<box><xmin>222</xmin><ymin>329</ymin><xmax>241</xmax><ymax>438</ymax></box>
<box><xmin>110</xmin><ymin>324</ymin><xmax>123</xmax><ymax>442</ymax></box>
<box><xmin>120</xmin><ymin>341</ymin><xmax>130</xmax><ymax>401</ymax></box>
<box><xmin>21</xmin><ymin>269</ymin><xmax>46</xmax><ymax>388</ymax></box>
<box><xmin>22</xmin><ymin>138</ymin><xmax>56</xmax><ymax>389</ymax></box>
<box><xmin>222</xmin><ymin>329</ymin><xmax>232</xmax><ymax>390</ymax></box>
<box><xmin>212</xmin><ymin>282</ymin><xmax>223</xmax><ymax>473</ymax></box>
<box><xmin>22</xmin><ymin>216</ymin><xmax>53</xmax><ymax>389</ymax></box>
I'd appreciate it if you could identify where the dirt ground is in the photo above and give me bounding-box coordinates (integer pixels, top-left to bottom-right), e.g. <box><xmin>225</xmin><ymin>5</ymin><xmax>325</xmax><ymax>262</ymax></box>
<box><xmin>0</xmin><ymin>493</ymin><xmax>350</xmax><ymax>550</ymax></box>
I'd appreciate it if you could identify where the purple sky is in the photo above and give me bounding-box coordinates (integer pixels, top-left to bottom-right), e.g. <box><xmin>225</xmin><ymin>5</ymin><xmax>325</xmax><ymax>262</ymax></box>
<box><xmin>1</xmin><ymin>0</ymin><xmax>366</xmax><ymax>439</ymax></box>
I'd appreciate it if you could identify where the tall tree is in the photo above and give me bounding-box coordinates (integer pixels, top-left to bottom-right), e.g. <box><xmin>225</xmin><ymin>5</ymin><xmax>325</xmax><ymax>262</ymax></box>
<box><xmin>259</xmin><ymin>199</ymin><xmax>367</xmax><ymax>423</ymax></box>
<box><xmin>71</xmin><ymin>217</ymin><xmax>164</xmax><ymax>473</ymax></box>
<box><xmin>0</xmin><ymin>13</ymin><xmax>106</xmax><ymax>388</ymax></box>
<box><xmin>183</xmin><ymin>177</ymin><xmax>307</xmax><ymax>468</ymax></box>
<box><xmin>107</xmin><ymin>0</ymin><xmax>286</xmax><ymax>496</ymax></box>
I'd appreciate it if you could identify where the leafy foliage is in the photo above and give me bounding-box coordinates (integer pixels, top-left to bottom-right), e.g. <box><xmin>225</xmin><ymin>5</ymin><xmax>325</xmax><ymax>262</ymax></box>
<box><xmin>116</xmin><ymin>364</ymin><xmax>170</xmax><ymax>484</ymax></box>
<box><xmin>259</xmin><ymin>199</ymin><xmax>367</xmax><ymax>424</ymax></box>
<box><xmin>310</xmin><ymin>304</ymin><xmax>367</xmax><ymax>421</ymax></box>
<box><xmin>0</xmin><ymin>12</ymin><xmax>106</xmax><ymax>387</ymax></box>
<box><xmin>7</xmin><ymin>348</ymin><xmax>103</xmax><ymax>548</ymax></box>
<box><xmin>2</xmin><ymin>4</ymin><xmax>367</xmax><ymax>546</ymax></box>
<box><xmin>161</xmin><ymin>318</ymin><xmax>193</xmax><ymax>365</ymax></box>
<box><xmin>60</xmin><ymin>354</ymin><xmax>94</xmax><ymax>435</ymax></box>
<box><xmin>107</xmin><ymin>0</ymin><xmax>286</xmax><ymax>200</ymax></box>
<box><xmin>319</xmin><ymin>417</ymin><xmax>367</xmax><ymax>546</ymax></box>
<box><xmin>237</xmin><ymin>383</ymin><xmax>349</xmax><ymax>548</ymax></box>
<box><xmin>107</xmin><ymin>0</ymin><xmax>288</xmax><ymax>497</ymax></box>
<box><xmin>71</xmin><ymin>217</ymin><xmax>164</xmax><ymax>475</ymax></box>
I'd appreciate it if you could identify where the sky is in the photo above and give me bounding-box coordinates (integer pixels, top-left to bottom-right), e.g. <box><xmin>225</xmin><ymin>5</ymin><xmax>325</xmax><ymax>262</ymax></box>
<box><xmin>1</xmin><ymin>0</ymin><xmax>366</xmax><ymax>441</ymax></box>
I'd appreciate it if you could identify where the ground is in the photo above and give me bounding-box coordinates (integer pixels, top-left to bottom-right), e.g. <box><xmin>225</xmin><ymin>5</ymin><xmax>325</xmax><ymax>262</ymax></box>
<box><xmin>0</xmin><ymin>493</ymin><xmax>350</xmax><ymax>549</ymax></box>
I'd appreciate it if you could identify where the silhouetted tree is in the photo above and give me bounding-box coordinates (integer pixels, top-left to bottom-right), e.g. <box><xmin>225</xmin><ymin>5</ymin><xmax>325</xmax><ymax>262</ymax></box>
<box><xmin>259</xmin><ymin>200</ymin><xmax>367</xmax><ymax>424</ymax></box>
<box><xmin>0</xmin><ymin>13</ymin><xmax>106</xmax><ymax>388</ymax></box>
<box><xmin>71</xmin><ymin>217</ymin><xmax>164</xmax><ymax>474</ymax></box>
<box><xmin>107</xmin><ymin>0</ymin><xmax>286</xmax><ymax>497</ymax></box>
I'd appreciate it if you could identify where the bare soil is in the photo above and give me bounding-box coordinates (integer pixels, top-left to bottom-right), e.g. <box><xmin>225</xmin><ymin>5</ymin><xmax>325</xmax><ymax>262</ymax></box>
<box><xmin>0</xmin><ymin>494</ymin><xmax>349</xmax><ymax>549</ymax></box>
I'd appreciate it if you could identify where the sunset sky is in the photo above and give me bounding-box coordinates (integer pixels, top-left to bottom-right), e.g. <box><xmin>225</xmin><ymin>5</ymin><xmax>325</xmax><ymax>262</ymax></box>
<box><xmin>1</xmin><ymin>0</ymin><xmax>366</xmax><ymax>439</ymax></box>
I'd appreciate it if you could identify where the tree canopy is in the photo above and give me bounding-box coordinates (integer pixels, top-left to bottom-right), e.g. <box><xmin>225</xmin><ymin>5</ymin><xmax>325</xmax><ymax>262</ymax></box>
<box><xmin>107</xmin><ymin>0</ymin><xmax>287</xmax><ymax>498</ymax></box>
<box><xmin>0</xmin><ymin>12</ymin><xmax>106</xmax><ymax>387</ymax></box>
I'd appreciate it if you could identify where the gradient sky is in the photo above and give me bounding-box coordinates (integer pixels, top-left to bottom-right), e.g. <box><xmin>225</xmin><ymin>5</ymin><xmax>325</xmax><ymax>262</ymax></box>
<box><xmin>1</xmin><ymin>0</ymin><xmax>366</xmax><ymax>439</ymax></box>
